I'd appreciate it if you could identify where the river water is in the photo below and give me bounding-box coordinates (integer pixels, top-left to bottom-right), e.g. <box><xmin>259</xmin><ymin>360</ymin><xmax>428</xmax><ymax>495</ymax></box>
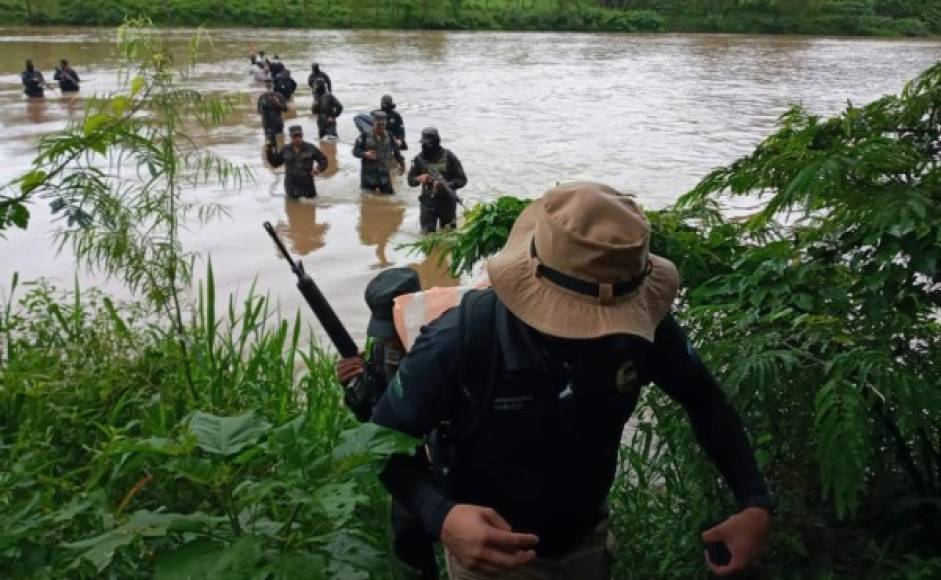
<box><xmin>1</xmin><ymin>27</ymin><xmax>938</xmax><ymax>343</ymax></box>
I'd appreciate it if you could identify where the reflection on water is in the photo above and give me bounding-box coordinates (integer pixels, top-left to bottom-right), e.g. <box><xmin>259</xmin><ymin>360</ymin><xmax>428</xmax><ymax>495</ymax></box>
<box><xmin>318</xmin><ymin>139</ymin><xmax>340</xmax><ymax>177</ymax></box>
<box><xmin>358</xmin><ymin>193</ymin><xmax>404</xmax><ymax>269</ymax></box>
<box><xmin>410</xmin><ymin>249</ymin><xmax>459</xmax><ymax>290</ymax></box>
<box><xmin>277</xmin><ymin>198</ymin><xmax>329</xmax><ymax>255</ymax></box>
<box><xmin>26</xmin><ymin>98</ymin><xmax>48</xmax><ymax>123</ymax></box>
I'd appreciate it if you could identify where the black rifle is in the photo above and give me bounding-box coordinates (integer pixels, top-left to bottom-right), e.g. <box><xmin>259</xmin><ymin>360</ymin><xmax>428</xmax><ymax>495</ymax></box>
<box><xmin>264</xmin><ymin>222</ymin><xmax>383</xmax><ymax>420</ymax></box>
<box><xmin>414</xmin><ymin>156</ymin><xmax>464</xmax><ymax>208</ymax></box>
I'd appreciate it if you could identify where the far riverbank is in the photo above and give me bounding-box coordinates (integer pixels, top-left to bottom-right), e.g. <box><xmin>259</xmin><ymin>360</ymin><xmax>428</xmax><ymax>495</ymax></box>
<box><xmin>2</xmin><ymin>0</ymin><xmax>939</xmax><ymax>38</ymax></box>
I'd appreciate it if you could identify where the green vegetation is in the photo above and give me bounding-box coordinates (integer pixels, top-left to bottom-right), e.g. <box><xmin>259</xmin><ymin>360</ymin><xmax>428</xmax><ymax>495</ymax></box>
<box><xmin>2</xmin><ymin>16</ymin><xmax>939</xmax><ymax>580</ymax></box>
<box><xmin>0</xmin><ymin>273</ymin><xmax>416</xmax><ymax>578</ymax></box>
<box><xmin>0</xmin><ymin>0</ymin><xmax>939</xmax><ymax>35</ymax></box>
<box><xmin>1</xmin><ymin>22</ymin><xmax>416</xmax><ymax>578</ymax></box>
<box><xmin>412</xmin><ymin>62</ymin><xmax>941</xmax><ymax>577</ymax></box>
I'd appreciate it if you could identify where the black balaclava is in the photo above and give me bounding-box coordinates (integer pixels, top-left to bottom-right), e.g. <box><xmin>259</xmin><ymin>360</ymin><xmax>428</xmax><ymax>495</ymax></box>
<box><xmin>381</xmin><ymin>94</ymin><xmax>395</xmax><ymax>112</ymax></box>
<box><xmin>25</xmin><ymin>60</ymin><xmax>34</xmax><ymax>72</ymax></box>
<box><xmin>311</xmin><ymin>62</ymin><xmax>321</xmax><ymax>75</ymax></box>
<box><xmin>420</xmin><ymin>127</ymin><xmax>442</xmax><ymax>158</ymax></box>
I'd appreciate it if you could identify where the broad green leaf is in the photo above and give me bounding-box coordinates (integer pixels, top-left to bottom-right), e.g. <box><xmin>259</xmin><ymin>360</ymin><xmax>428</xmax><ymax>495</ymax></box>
<box><xmin>65</xmin><ymin>510</ymin><xmax>213</xmax><ymax>572</ymax></box>
<box><xmin>313</xmin><ymin>482</ymin><xmax>368</xmax><ymax>529</ymax></box>
<box><xmin>267</xmin><ymin>551</ymin><xmax>327</xmax><ymax>579</ymax></box>
<box><xmin>331</xmin><ymin>423</ymin><xmax>419</xmax><ymax>463</ymax></box>
<box><xmin>319</xmin><ymin>533</ymin><xmax>385</xmax><ymax>579</ymax></box>
<box><xmin>65</xmin><ymin>529</ymin><xmax>135</xmax><ymax>572</ymax></box>
<box><xmin>187</xmin><ymin>410</ymin><xmax>271</xmax><ymax>456</ymax></box>
<box><xmin>154</xmin><ymin>536</ymin><xmax>265</xmax><ymax>580</ymax></box>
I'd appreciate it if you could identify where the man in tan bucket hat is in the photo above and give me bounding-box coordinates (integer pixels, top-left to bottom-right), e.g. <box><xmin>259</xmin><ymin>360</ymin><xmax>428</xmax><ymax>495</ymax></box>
<box><xmin>373</xmin><ymin>183</ymin><xmax>773</xmax><ymax>579</ymax></box>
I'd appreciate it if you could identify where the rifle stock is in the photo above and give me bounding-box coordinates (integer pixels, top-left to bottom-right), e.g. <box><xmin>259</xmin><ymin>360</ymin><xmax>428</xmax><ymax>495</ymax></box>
<box><xmin>263</xmin><ymin>221</ymin><xmax>358</xmax><ymax>358</ymax></box>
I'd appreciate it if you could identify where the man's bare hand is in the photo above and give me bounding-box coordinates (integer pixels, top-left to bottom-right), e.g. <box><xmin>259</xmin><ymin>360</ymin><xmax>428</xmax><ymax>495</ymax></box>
<box><xmin>441</xmin><ymin>504</ymin><xmax>539</xmax><ymax>575</ymax></box>
<box><xmin>335</xmin><ymin>356</ymin><xmax>365</xmax><ymax>386</ymax></box>
<box><xmin>416</xmin><ymin>173</ymin><xmax>431</xmax><ymax>184</ymax></box>
<box><xmin>364</xmin><ymin>151</ymin><xmax>378</xmax><ymax>161</ymax></box>
<box><xmin>702</xmin><ymin>507</ymin><xmax>770</xmax><ymax>576</ymax></box>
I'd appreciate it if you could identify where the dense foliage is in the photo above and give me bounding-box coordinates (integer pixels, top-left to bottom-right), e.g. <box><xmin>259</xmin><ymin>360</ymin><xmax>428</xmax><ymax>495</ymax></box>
<box><xmin>0</xmin><ymin>274</ymin><xmax>416</xmax><ymax>578</ymax></box>
<box><xmin>0</xmin><ymin>0</ymin><xmax>938</xmax><ymax>35</ymax></box>
<box><xmin>414</xmin><ymin>63</ymin><xmax>941</xmax><ymax>578</ymax></box>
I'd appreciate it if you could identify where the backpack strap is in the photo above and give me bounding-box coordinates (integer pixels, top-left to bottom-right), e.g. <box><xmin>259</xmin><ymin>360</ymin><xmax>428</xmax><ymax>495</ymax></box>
<box><xmin>452</xmin><ymin>289</ymin><xmax>500</xmax><ymax>443</ymax></box>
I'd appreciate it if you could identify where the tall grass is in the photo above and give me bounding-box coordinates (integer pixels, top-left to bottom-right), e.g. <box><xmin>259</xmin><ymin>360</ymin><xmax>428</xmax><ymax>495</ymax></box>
<box><xmin>0</xmin><ymin>265</ymin><xmax>413</xmax><ymax>578</ymax></box>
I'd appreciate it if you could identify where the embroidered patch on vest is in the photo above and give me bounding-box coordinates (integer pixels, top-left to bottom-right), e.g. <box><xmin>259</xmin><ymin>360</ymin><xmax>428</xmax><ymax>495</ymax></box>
<box><xmin>616</xmin><ymin>361</ymin><xmax>640</xmax><ymax>394</ymax></box>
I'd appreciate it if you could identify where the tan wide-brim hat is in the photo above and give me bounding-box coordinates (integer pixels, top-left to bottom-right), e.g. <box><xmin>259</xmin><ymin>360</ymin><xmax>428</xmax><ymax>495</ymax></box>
<box><xmin>487</xmin><ymin>182</ymin><xmax>680</xmax><ymax>341</ymax></box>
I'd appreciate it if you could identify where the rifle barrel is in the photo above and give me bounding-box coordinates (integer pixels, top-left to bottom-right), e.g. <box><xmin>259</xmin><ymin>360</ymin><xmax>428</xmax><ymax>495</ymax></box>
<box><xmin>264</xmin><ymin>221</ymin><xmax>359</xmax><ymax>358</ymax></box>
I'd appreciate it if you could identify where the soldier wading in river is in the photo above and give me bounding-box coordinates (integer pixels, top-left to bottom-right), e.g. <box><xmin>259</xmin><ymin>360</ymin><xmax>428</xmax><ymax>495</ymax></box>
<box><xmin>371</xmin><ymin>183</ymin><xmax>773</xmax><ymax>579</ymax></box>
<box><xmin>21</xmin><ymin>60</ymin><xmax>46</xmax><ymax>98</ymax></box>
<box><xmin>408</xmin><ymin>127</ymin><xmax>466</xmax><ymax>233</ymax></box>
<box><xmin>312</xmin><ymin>78</ymin><xmax>343</xmax><ymax>139</ymax></box>
<box><xmin>266</xmin><ymin>125</ymin><xmax>328</xmax><ymax>199</ymax></box>
<box><xmin>353</xmin><ymin>110</ymin><xmax>405</xmax><ymax>194</ymax></box>
<box><xmin>257</xmin><ymin>79</ymin><xmax>289</xmax><ymax>148</ymax></box>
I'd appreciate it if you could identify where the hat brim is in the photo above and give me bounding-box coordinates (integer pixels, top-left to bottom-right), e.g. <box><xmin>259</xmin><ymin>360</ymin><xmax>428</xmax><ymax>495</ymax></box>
<box><xmin>486</xmin><ymin>199</ymin><xmax>680</xmax><ymax>341</ymax></box>
<box><xmin>367</xmin><ymin>316</ymin><xmax>397</xmax><ymax>339</ymax></box>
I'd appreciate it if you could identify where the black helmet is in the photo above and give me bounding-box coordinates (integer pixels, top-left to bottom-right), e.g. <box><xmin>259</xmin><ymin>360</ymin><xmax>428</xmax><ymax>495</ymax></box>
<box><xmin>381</xmin><ymin>94</ymin><xmax>394</xmax><ymax>108</ymax></box>
<box><xmin>420</xmin><ymin>127</ymin><xmax>440</xmax><ymax>147</ymax></box>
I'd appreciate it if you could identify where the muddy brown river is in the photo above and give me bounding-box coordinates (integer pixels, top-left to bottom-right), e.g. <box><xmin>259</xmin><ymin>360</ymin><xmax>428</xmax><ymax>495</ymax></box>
<box><xmin>1</xmin><ymin>27</ymin><xmax>939</xmax><ymax>343</ymax></box>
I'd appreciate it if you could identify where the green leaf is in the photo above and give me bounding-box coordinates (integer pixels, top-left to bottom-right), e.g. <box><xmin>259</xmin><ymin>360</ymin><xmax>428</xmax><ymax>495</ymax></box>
<box><xmin>65</xmin><ymin>511</ymin><xmax>210</xmax><ymax>572</ymax></box>
<box><xmin>330</xmin><ymin>423</ymin><xmax>419</xmax><ymax>463</ymax></box>
<box><xmin>313</xmin><ymin>482</ymin><xmax>368</xmax><ymax>529</ymax></box>
<box><xmin>154</xmin><ymin>536</ymin><xmax>266</xmax><ymax>580</ymax></box>
<box><xmin>10</xmin><ymin>203</ymin><xmax>30</xmax><ymax>229</ymax></box>
<box><xmin>130</xmin><ymin>75</ymin><xmax>145</xmax><ymax>96</ymax></box>
<box><xmin>187</xmin><ymin>410</ymin><xmax>272</xmax><ymax>456</ymax></box>
<box><xmin>319</xmin><ymin>533</ymin><xmax>385</xmax><ymax>579</ymax></box>
<box><xmin>83</xmin><ymin>113</ymin><xmax>111</xmax><ymax>136</ymax></box>
<box><xmin>19</xmin><ymin>169</ymin><xmax>47</xmax><ymax>195</ymax></box>
<box><xmin>65</xmin><ymin>529</ymin><xmax>135</xmax><ymax>572</ymax></box>
<box><xmin>267</xmin><ymin>551</ymin><xmax>327</xmax><ymax>579</ymax></box>
<box><xmin>111</xmin><ymin>95</ymin><xmax>132</xmax><ymax>116</ymax></box>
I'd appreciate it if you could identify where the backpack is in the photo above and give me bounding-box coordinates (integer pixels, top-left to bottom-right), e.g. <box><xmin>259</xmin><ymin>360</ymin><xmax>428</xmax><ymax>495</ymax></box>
<box><xmin>428</xmin><ymin>289</ymin><xmax>500</xmax><ymax>491</ymax></box>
